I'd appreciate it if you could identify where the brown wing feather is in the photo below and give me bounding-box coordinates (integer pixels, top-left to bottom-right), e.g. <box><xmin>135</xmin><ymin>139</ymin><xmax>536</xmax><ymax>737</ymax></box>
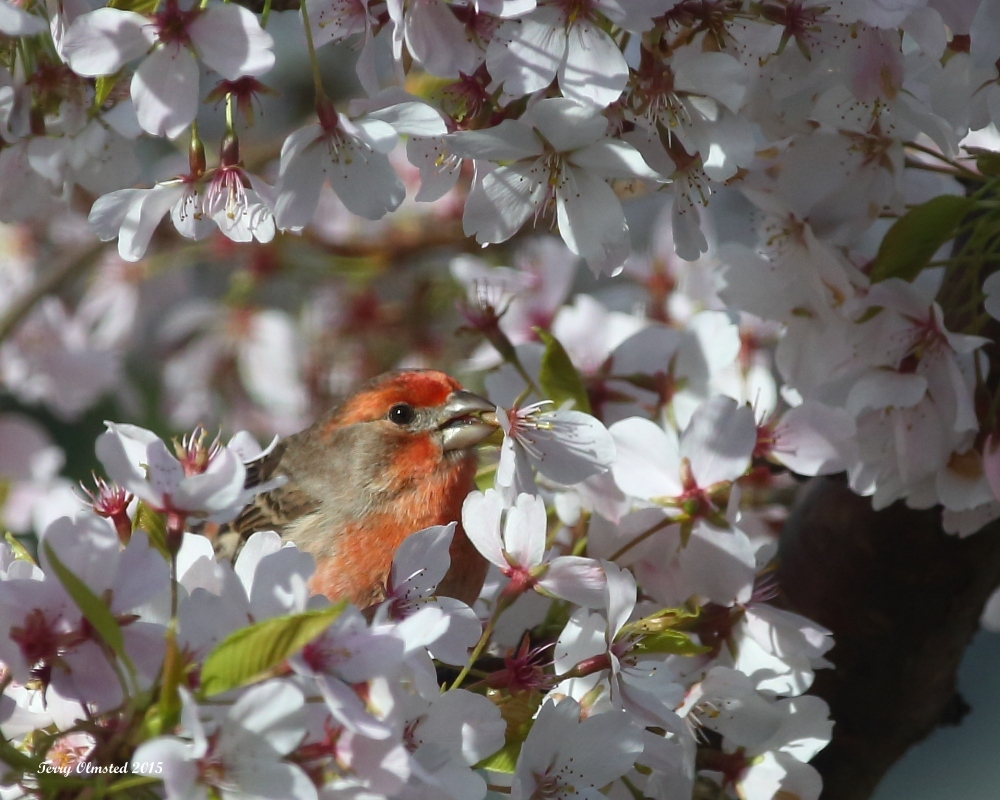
<box><xmin>214</xmin><ymin>437</ymin><xmax>323</xmax><ymax>562</ymax></box>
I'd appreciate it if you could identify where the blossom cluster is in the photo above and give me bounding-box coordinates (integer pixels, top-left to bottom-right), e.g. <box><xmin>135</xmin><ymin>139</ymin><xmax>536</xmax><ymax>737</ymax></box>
<box><xmin>2</xmin><ymin>0</ymin><xmax>1000</xmax><ymax>530</ymax></box>
<box><xmin>4</xmin><ymin>0</ymin><xmax>1000</xmax><ymax>796</ymax></box>
<box><xmin>1</xmin><ymin>401</ymin><xmax>832</xmax><ymax>800</ymax></box>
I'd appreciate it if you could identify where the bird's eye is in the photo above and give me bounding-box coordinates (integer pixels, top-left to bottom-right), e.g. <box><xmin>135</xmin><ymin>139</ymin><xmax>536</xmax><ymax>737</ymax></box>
<box><xmin>388</xmin><ymin>403</ymin><xmax>416</xmax><ymax>426</ymax></box>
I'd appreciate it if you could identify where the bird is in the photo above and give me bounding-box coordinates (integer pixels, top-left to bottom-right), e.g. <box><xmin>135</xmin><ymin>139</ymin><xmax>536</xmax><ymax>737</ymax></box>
<box><xmin>216</xmin><ymin>369</ymin><xmax>498</xmax><ymax>608</ymax></box>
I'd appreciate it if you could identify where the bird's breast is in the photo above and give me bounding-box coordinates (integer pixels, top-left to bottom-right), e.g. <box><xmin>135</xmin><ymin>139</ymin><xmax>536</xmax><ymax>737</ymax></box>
<box><xmin>303</xmin><ymin>452</ymin><xmax>481</xmax><ymax>607</ymax></box>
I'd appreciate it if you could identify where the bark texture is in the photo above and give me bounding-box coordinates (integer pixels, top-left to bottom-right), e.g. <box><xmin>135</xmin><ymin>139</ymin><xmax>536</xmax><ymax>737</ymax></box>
<box><xmin>778</xmin><ymin>477</ymin><xmax>1000</xmax><ymax>800</ymax></box>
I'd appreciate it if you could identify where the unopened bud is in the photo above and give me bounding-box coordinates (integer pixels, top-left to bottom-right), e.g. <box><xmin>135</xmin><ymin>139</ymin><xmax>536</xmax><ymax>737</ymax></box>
<box><xmin>189</xmin><ymin>134</ymin><xmax>206</xmax><ymax>178</ymax></box>
<box><xmin>219</xmin><ymin>132</ymin><xmax>241</xmax><ymax>168</ymax></box>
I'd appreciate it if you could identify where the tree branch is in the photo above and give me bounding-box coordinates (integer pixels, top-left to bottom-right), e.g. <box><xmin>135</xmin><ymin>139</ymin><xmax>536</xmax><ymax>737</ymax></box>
<box><xmin>777</xmin><ymin>477</ymin><xmax>1000</xmax><ymax>800</ymax></box>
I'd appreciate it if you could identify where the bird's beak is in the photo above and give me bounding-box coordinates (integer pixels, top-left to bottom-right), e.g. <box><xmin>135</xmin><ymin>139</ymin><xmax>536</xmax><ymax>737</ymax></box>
<box><xmin>438</xmin><ymin>390</ymin><xmax>500</xmax><ymax>451</ymax></box>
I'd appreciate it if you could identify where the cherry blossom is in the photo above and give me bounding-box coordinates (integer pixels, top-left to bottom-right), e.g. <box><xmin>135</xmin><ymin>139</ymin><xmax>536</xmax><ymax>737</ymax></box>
<box><xmin>373</xmin><ymin>523</ymin><xmax>481</xmax><ymax>665</ymax></box>
<box><xmin>554</xmin><ymin>561</ymin><xmax>685</xmax><ymax>728</ymax></box>
<box><xmin>290</xmin><ymin>605</ymin><xmax>404</xmax><ymax>738</ymax></box>
<box><xmin>610</xmin><ymin>396</ymin><xmax>756</xmax><ymax>520</ymax></box>
<box><xmin>62</xmin><ymin>1</ymin><xmax>275</xmax><ymax>138</ymax></box>
<box><xmin>133</xmin><ymin>682</ymin><xmax>315</xmax><ymax>800</ymax></box>
<box><xmin>95</xmin><ymin>423</ymin><xmax>251</xmax><ymax>526</ymax></box>
<box><xmin>400</xmin><ymin>688</ymin><xmax>506</xmax><ymax>800</ymax></box>
<box><xmin>495</xmin><ymin>401</ymin><xmax>616</xmax><ymax>498</ymax></box>
<box><xmin>462</xmin><ymin>489</ymin><xmax>606</xmax><ymax>606</ymax></box>
<box><xmin>486</xmin><ymin>1</ymin><xmax>653</xmax><ymax>108</ymax></box>
<box><xmin>274</xmin><ymin>93</ymin><xmax>447</xmax><ymax>229</ymax></box>
<box><xmin>448</xmin><ymin>97</ymin><xmax>662</xmax><ymax>275</ymax></box>
<box><xmin>511</xmin><ymin>696</ymin><xmax>643</xmax><ymax>800</ymax></box>
<box><xmin>9</xmin><ymin>0</ymin><xmax>1000</xmax><ymax>796</ymax></box>
<box><xmin>754</xmin><ymin>402</ymin><xmax>858</xmax><ymax>477</ymax></box>
<box><xmin>88</xmin><ymin>178</ymin><xmax>212</xmax><ymax>262</ymax></box>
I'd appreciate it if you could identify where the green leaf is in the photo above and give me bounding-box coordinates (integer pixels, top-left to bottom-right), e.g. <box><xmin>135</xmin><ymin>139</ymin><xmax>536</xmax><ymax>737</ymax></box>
<box><xmin>199</xmin><ymin>601</ymin><xmax>348</xmax><ymax>697</ymax></box>
<box><xmin>475</xmin><ymin>738</ymin><xmax>521</xmax><ymax>774</ymax></box>
<box><xmin>535</xmin><ymin>329</ymin><xmax>591</xmax><ymax>414</ymax></box>
<box><xmin>134</xmin><ymin>502</ymin><xmax>169</xmax><ymax>559</ymax></box>
<box><xmin>93</xmin><ymin>74</ymin><xmax>119</xmax><ymax>108</ymax></box>
<box><xmin>626</xmin><ymin>606</ymin><xmax>700</xmax><ymax>635</ymax></box>
<box><xmin>476</xmin><ymin>689</ymin><xmax>541</xmax><ymax>775</ymax></box>
<box><xmin>108</xmin><ymin>0</ymin><xmax>157</xmax><ymax>12</ymax></box>
<box><xmin>4</xmin><ymin>531</ymin><xmax>37</xmax><ymax>566</ymax></box>
<box><xmin>475</xmin><ymin>464</ymin><xmax>497</xmax><ymax>492</ymax></box>
<box><xmin>632</xmin><ymin>629</ymin><xmax>711</xmax><ymax>657</ymax></box>
<box><xmin>42</xmin><ymin>542</ymin><xmax>127</xmax><ymax>662</ymax></box>
<box><xmin>869</xmin><ymin>194</ymin><xmax>975</xmax><ymax>283</ymax></box>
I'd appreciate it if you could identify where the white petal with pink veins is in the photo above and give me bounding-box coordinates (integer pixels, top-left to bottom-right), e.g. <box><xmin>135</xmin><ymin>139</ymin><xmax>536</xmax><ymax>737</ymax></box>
<box><xmin>771</xmin><ymin>402</ymin><xmax>858</xmax><ymax>476</ymax></box>
<box><xmin>540</xmin><ymin>556</ymin><xmax>607</xmax><ymax>607</ymax></box>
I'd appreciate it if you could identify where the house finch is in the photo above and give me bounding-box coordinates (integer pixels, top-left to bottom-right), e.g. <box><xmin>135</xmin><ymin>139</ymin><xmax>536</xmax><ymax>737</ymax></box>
<box><xmin>220</xmin><ymin>369</ymin><xmax>498</xmax><ymax>608</ymax></box>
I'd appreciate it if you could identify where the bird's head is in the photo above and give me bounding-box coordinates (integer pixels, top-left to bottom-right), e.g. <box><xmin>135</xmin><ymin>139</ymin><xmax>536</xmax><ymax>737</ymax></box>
<box><xmin>322</xmin><ymin>370</ymin><xmax>499</xmax><ymax>468</ymax></box>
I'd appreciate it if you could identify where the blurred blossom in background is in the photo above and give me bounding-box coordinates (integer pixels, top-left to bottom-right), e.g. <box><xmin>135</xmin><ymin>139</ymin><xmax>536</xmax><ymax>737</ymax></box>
<box><xmin>5</xmin><ymin>1</ymin><xmax>1000</xmax><ymax>799</ymax></box>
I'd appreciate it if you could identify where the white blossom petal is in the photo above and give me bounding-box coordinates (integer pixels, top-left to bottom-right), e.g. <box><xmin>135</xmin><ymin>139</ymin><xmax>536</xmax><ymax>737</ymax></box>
<box><xmin>131</xmin><ymin>44</ymin><xmax>200</xmax><ymax>138</ymax></box>
<box><xmin>681</xmin><ymin>396</ymin><xmax>756</xmax><ymax>487</ymax></box>
<box><xmin>189</xmin><ymin>3</ymin><xmax>275</xmax><ymax>80</ymax></box>
<box><xmin>609</xmin><ymin>417</ymin><xmax>682</xmax><ymax>501</ymax></box>
<box><xmin>62</xmin><ymin>8</ymin><xmax>153</xmax><ymax>76</ymax></box>
<box><xmin>541</xmin><ymin>555</ymin><xmax>607</xmax><ymax>607</ymax></box>
<box><xmin>461</xmin><ymin>489</ymin><xmax>507</xmax><ymax>568</ymax></box>
<box><xmin>558</xmin><ymin>19</ymin><xmax>628</xmax><ymax>107</ymax></box>
<box><xmin>463</xmin><ymin>162</ymin><xmax>543</xmax><ymax>244</ymax></box>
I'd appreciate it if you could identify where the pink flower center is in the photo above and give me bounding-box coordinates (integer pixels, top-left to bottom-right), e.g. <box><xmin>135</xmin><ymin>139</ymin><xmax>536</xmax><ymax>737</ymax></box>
<box><xmin>532</xmin><ymin>771</ymin><xmax>565</xmax><ymax>798</ymax></box>
<box><xmin>443</xmin><ymin>68</ymin><xmax>493</xmax><ymax>123</ymax></box>
<box><xmin>173</xmin><ymin>427</ymin><xmax>221</xmax><ymax>476</ymax></box>
<box><xmin>501</xmin><ymin>564</ymin><xmax>538</xmax><ymax>598</ymax></box>
<box><xmin>205</xmin><ymin>166</ymin><xmax>250</xmax><ymax>221</ymax></box>
<box><xmin>151</xmin><ymin>0</ymin><xmax>200</xmax><ymax>47</ymax></box>
<box><xmin>196</xmin><ymin>733</ymin><xmax>231</xmax><ymax>788</ymax></box>
<box><xmin>82</xmin><ymin>477</ymin><xmax>132</xmax><ymax>518</ymax></box>
<box><xmin>301</xmin><ymin>638</ymin><xmax>352</xmax><ymax>674</ymax></box>
<box><xmin>10</xmin><ymin>608</ymin><xmax>61</xmax><ymax>668</ymax></box>
<box><xmin>554</xmin><ymin>0</ymin><xmax>595</xmax><ymax>24</ymax></box>
<box><xmin>487</xmin><ymin>635</ymin><xmax>553</xmax><ymax>692</ymax></box>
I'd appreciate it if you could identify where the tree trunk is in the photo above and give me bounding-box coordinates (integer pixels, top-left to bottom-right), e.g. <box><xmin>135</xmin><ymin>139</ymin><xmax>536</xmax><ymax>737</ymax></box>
<box><xmin>777</xmin><ymin>477</ymin><xmax>1000</xmax><ymax>800</ymax></box>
